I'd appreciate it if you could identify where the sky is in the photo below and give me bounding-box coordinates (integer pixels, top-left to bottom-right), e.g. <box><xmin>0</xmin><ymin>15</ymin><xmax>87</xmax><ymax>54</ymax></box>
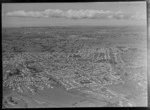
<box><xmin>2</xmin><ymin>2</ymin><xmax>147</xmax><ymax>27</ymax></box>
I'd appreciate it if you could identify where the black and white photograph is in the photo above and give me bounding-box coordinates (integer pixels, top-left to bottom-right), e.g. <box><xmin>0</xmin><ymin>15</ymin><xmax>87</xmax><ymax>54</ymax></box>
<box><xmin>2</xmin><ymin>1</ymin><xmax>147</xmax><ymax>108</ymax></box>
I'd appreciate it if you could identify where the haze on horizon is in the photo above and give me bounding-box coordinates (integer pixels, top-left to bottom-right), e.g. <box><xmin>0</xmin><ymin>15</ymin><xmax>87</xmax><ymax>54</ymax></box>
<box><xmin>2</xmin><ymin>2</ymin><xmax>146</xmax><ymax>27</ymax></box>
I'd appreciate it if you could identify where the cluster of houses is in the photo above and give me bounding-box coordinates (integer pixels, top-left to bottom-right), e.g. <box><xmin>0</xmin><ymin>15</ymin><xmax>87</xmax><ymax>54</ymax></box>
<box><xmin>3</xmin><ymin>46</ymin><xmax>124</xmax><ymax>94</ymax></box>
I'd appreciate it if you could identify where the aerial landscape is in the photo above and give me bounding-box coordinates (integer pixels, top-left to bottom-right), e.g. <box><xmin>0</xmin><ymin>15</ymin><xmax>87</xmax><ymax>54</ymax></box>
<box><xmin>2</xmin><ymin>2</ymin><xmax>147</xmax><ymax>108</ymax></box>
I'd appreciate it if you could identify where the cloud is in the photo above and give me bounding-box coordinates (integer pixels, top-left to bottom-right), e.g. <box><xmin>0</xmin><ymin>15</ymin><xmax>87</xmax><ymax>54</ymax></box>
<box><xmin>5</xmin><ymin>9</ymin><xmax>146</xmax><ymax>20</ymax></box>
<box><xmin>6</xmin><ymin>10</ymin><xmax>44</xmax><ymax>18</ymax></box>
<box><xmin>130</xmin><ymin>12</ymin><xmax>146</xmax><ymax>20</ymax></box>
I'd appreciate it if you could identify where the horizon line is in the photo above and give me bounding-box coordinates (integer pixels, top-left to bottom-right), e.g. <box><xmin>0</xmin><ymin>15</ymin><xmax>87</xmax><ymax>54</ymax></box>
<box><xmin>2</xmin><ymin>24</ymin><xmax>146</xmax><ymax>28</ymax></box>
